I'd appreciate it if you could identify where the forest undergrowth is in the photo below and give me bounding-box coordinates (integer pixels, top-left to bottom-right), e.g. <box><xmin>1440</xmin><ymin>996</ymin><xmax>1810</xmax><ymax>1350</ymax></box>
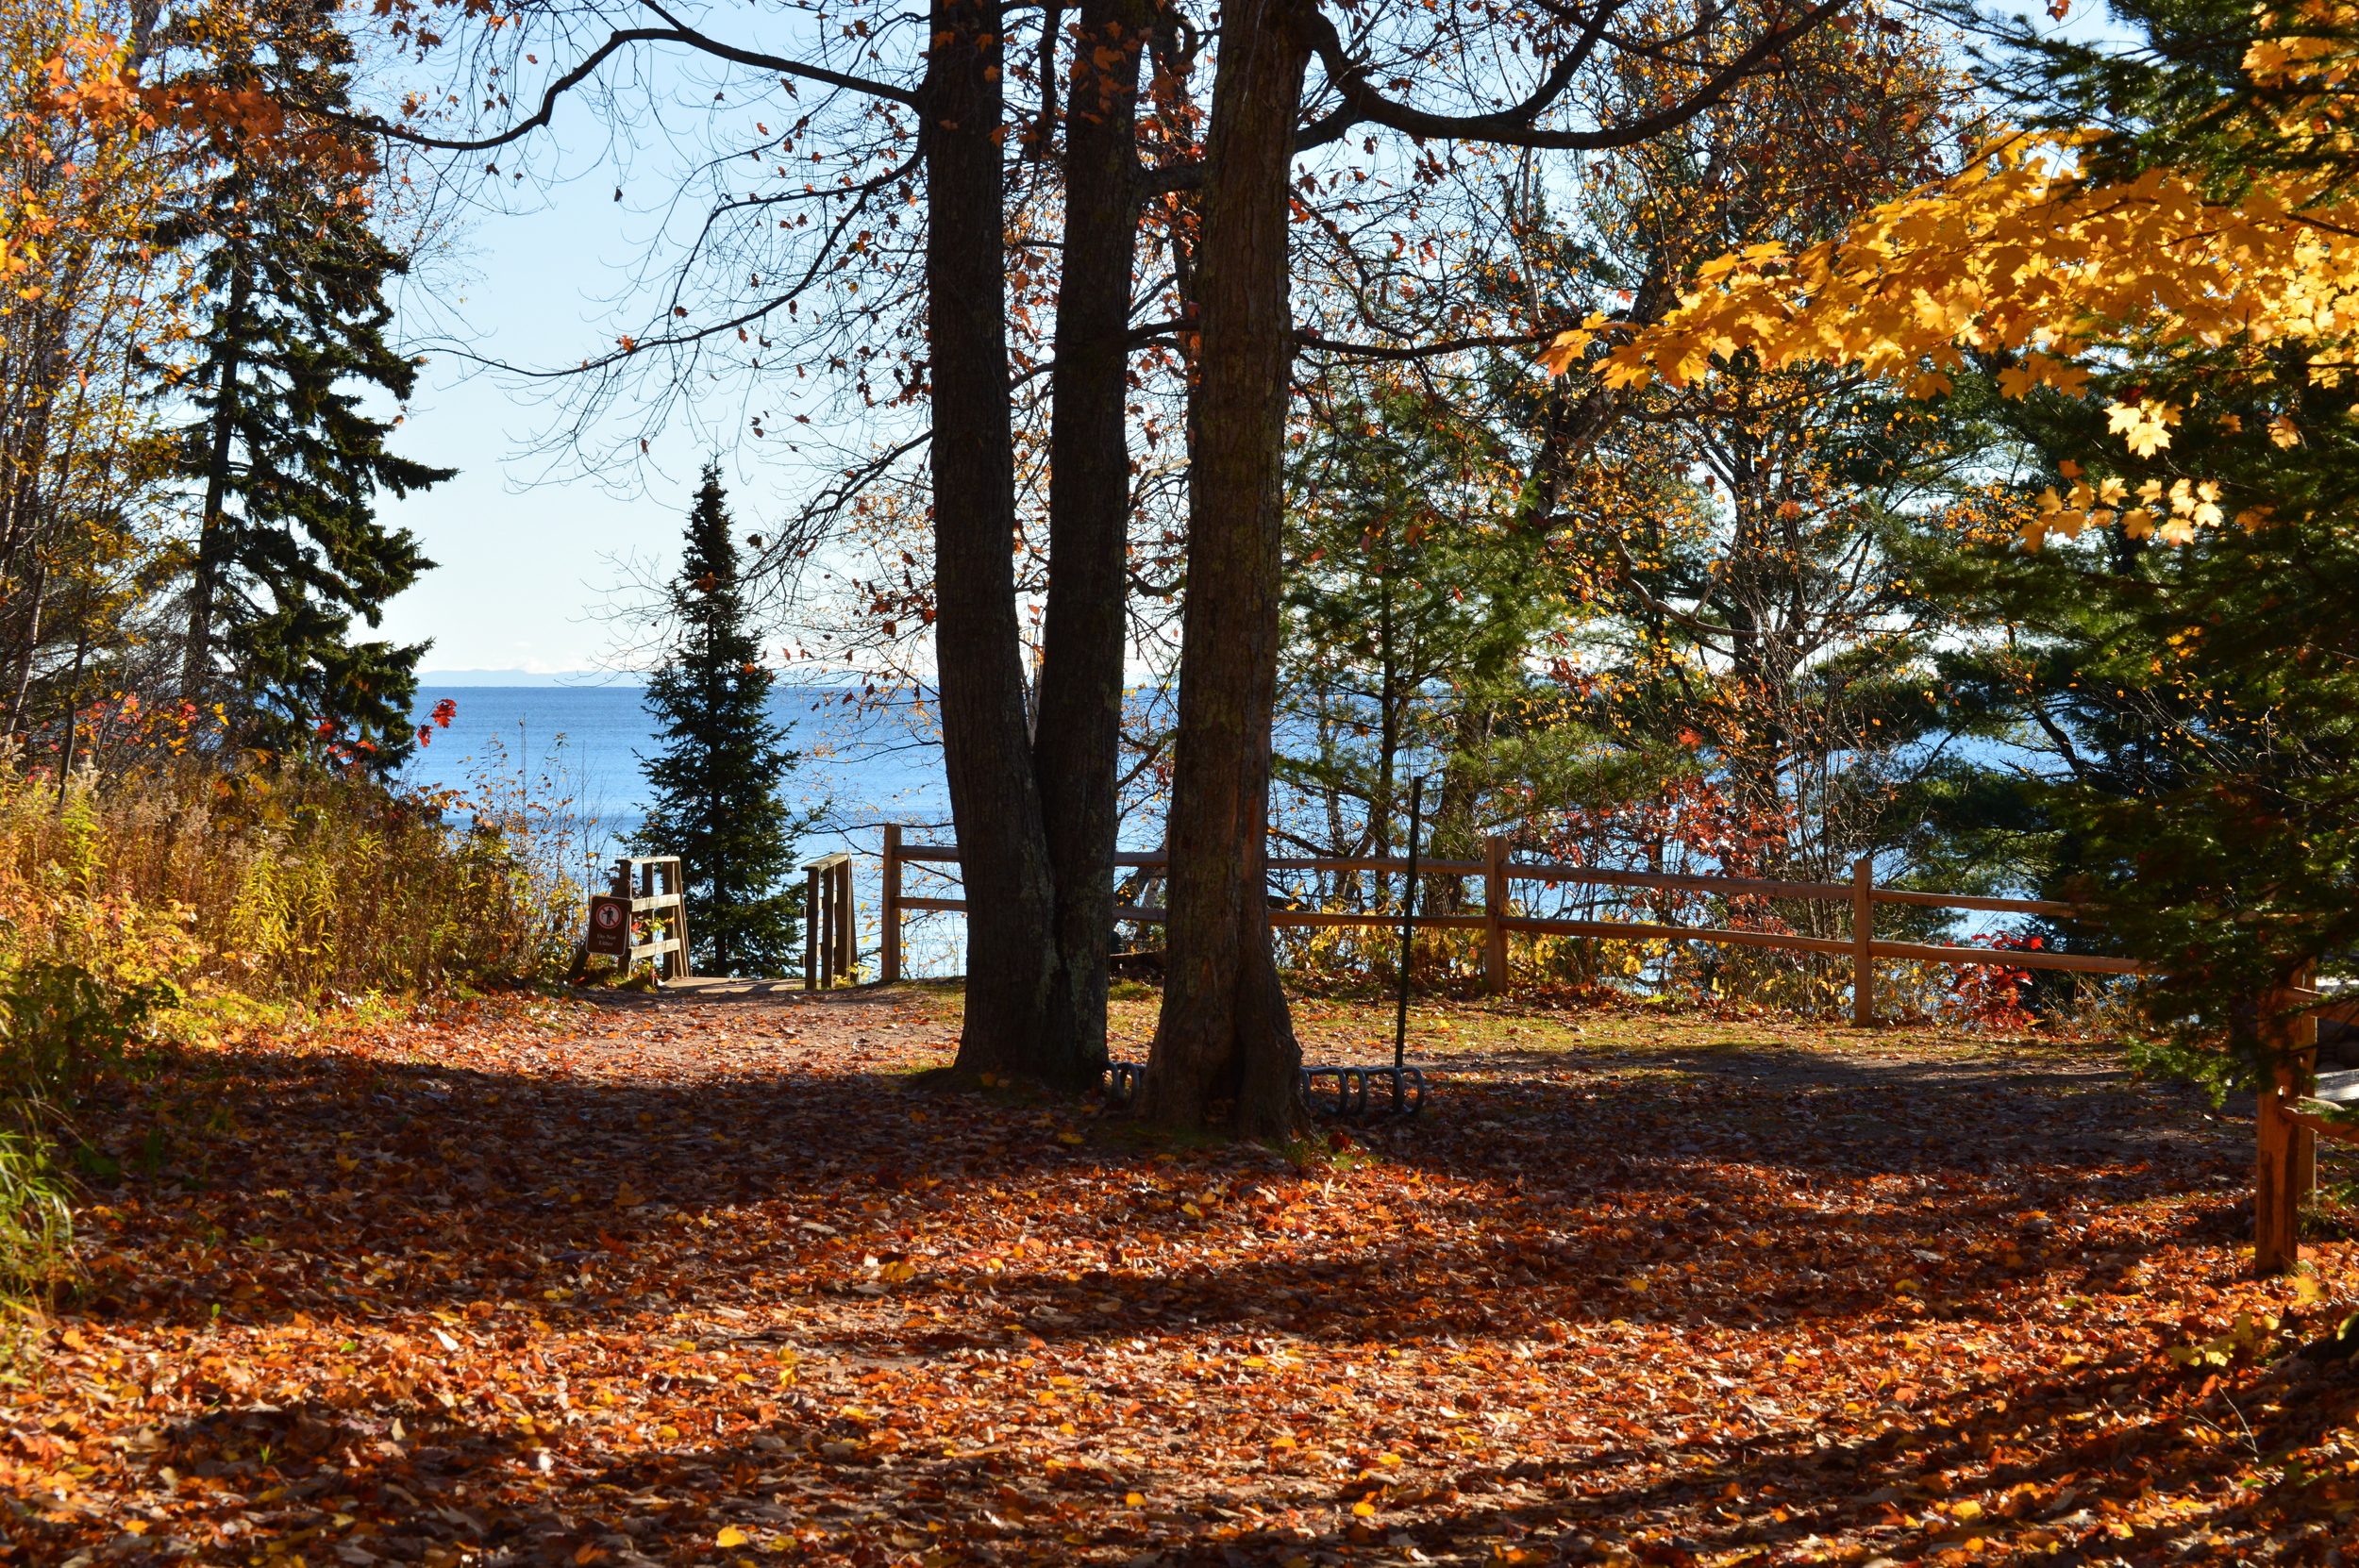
<box><xmin>4</xmin><ymin>985</ymin><xmax>2356</xmax><ymax>1568</ymax></box>
<box><xmin>0</xmin><ymin>753</ymin><xmax>583</xmax><ymax>1309</ymax></box>
<box><xmin>0</xmin><ymin>759</ymin><xmax>577</xmax><ymax>1004</ymax></box>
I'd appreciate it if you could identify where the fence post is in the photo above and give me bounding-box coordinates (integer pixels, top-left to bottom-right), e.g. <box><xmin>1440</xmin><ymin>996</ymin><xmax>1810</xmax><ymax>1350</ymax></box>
<box><xmin>835</xmin><ymin>859</ymin><xmax>855</xmax><ymax>982</ymax></box>
<box><xmin>667</xmin><ymin>858</ymin><xmax>691</xmax><ymax>981</ymax></box>
<box><xmin>2254</xmin><ymin>967</ymin><xmax>2319</xmax><ymax>1276</ymax></box>
<box><xmin>824</xmin><ymin>862</ymin><xmax>841</xmax><ymax>986</ymax></box>
<box><xmin>1852</xmin><ymin>857</ymin><xmax>1875</xmax><ymax>1026</ymax></box>
<box><xmin>881</xmin><ymin>826</ymin><xmax>902</xmax><ymax>984</ymax></box>
<box><xmin>804</xmin><ymin>865</ymin><xmax>822</xmax><ymax>991</ymax></box>
<box><xmin>1482</xmin><ymin>835</ymin><xmax>1509</xmax><ymax>996</ymax></box>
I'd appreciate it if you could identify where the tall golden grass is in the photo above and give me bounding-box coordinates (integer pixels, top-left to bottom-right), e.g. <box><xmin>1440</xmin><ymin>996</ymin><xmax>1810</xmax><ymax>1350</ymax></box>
<box><xmin>0</xmin><ymin>753</ymin><xmax>581</xmax><ymax>1002</ymax></box>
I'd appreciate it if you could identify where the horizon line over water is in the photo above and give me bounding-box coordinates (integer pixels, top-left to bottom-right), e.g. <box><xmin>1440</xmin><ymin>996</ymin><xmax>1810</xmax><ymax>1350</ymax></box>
<box><xmin>405</xmin><ymin>682</ymin><xmax>967</xmax><ymax>978</ymax></box>
<box><xmin>414</xmin><ymin>668</ymin><xmax>647</xmax><ymax>687</ymax></box>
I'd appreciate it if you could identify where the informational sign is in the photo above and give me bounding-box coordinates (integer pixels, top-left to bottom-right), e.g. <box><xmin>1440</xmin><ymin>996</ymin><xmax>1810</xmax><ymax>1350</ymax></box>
<box><xmin>586</xmin><ymin>894</ymin><xmax>633</xmax><ymax>957</ymax></box>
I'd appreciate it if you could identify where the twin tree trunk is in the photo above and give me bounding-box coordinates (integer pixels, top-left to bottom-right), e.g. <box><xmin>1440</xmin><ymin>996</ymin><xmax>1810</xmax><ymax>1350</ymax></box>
<box><xmin>927</xmin><ymin>0</ymin><xmax>1147</xmax><ymax>1091</ymax></box>
<box><xmin>928</xmin><ymin>0</ymin><xmax>1313</xmax><ymax>1127</ymax></box>
<box><xmin>918</xmin><ymin>1</ymin><xmax>1804</xmax><ymax>1122</ymax></box>
<box><xmin>1137</xmin><ymin>0</ymin><xmax>1312</xmax><ymax>1135</ymax></box>
<box><xmin>927</xmin><ymin>0</ymin><xmax>1060</xmax><ymax>1077</ymax></box>
<box><xmin>1033</xmin><ymin>0</ymin><xmax>1157</xmax><ymax>1080</ymax></box>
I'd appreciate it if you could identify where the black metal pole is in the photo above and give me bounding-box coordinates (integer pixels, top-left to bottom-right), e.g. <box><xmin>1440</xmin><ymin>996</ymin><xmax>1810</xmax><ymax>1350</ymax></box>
<box><xmin>1394</xmin><ymin>776</ymin><xmax>1422</xmax><ymax>1098</ymax></box>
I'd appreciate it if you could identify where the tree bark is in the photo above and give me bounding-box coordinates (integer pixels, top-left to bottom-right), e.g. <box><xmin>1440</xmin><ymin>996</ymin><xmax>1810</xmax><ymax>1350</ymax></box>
<box><xmin>1031</xmin><ymin>0</ymin><xmax>1154</xmax><ymax>1087</ymax></box>
<box><xmin>928</xmin><ymin>0</ymin><xmax>1062</xmax><ymax>1077</ymax></box>
<box><xmin>1139</xmin><ymin>0</ymin><xmax>1310</xmax><ymax>1136</ymax></box>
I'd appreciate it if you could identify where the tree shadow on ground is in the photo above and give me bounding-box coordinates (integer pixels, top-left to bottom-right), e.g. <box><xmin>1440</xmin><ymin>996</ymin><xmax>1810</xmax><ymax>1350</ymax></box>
<box><xmin>42</xmin><ymin>999</ymin><xmax>2335</xmax><ymax>1568</ymax></box>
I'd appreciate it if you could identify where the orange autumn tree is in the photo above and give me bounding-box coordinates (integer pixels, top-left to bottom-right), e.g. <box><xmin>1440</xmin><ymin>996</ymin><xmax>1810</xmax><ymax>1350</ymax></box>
<box><xmin>0</xmin><ymin>4</ymin><xmax>193</xmax><ymax>742</ymax></box>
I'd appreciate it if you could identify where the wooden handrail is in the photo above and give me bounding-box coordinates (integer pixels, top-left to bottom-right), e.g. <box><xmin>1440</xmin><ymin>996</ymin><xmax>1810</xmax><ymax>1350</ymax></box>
<box><xmin>884</xmin><ymin>828</ymin><xmax>2137</xmax><ymax>1016</ymax></box>
<box><xmin>570</xmin><ymin>855</ymin><xmax>689</xmax><ymax>989</ymax></box>
<box><xmin>802</xmin><ymin>852</ymin><xmax>858</xmax><ymax>992</ymax></box>
<box><xmin>894</xmin><ymin>900</ymin><xmax>2133</xmax><ymax>971</ymax></box>
<box><xmin>895</xmin><ymin>842</ymin><xmax>2080</xmax><ymax>917</ymax></box>
<box><xmin>2278</xmin><ymin>1100</ymin><xmax>2359</xmax><ymax>1148</ymax></box>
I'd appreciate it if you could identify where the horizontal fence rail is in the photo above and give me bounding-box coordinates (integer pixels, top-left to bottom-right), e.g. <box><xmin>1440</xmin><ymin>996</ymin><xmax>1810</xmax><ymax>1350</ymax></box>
<box><xmin>881</xmin><ymin>834</ymin><xmax>2133</xmax><ymax>1002</ymax></box>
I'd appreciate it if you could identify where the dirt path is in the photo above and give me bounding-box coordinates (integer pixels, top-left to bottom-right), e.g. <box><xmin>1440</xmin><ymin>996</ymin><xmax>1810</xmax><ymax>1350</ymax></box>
<box><xmin>8</xmin><ymin>986</ymin><xmax>2356</xmax><ymax>1568</ymax></box>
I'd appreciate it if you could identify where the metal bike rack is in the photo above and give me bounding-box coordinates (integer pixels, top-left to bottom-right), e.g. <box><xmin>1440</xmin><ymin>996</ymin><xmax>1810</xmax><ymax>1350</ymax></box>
<box><xmin>1102</xmin><ymin>1059</ymin><xmax>1425</xmax><ymax>1120</ymax></box>
<box><xmin>1104</xmin><ymin>1060</ymin><xmax>1146</xmax><ymax>1104</ymax></box>
<box><xmin>1300</xmin><ymin>1065</ymin><xmax>1426</xmax><ymax>1120</ymax></box>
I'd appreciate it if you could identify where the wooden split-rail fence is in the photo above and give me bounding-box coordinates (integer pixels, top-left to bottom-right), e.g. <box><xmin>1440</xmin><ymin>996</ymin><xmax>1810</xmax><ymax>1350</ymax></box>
<box><xmin>850</xmin><ymin>826</ymin><xmax>2352</xmax><ymax>1277</ymax></box>
<box><xmin>877</xmin><ymin>826</ymin><xmax>2139</xmax><ymax>1009</ymax></box>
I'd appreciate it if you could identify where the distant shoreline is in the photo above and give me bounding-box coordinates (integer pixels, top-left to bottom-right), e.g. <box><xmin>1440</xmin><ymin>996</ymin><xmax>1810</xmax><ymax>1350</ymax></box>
<box><xmin>415</xmin><ymin>670</ymin><xmax>647</xmax><ymax>687</ymax></box>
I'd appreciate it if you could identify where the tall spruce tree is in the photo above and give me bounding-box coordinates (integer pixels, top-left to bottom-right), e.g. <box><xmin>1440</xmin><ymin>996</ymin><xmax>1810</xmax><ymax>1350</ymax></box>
<box><xmin>165</xmin><ymin>0</ymin><xmax>449</xmax><ymax>766</ymax></box>
<box><xmin>630</xmin><ymin>466</ymin><xmax>805</xmax><ymax>976</ymax></box>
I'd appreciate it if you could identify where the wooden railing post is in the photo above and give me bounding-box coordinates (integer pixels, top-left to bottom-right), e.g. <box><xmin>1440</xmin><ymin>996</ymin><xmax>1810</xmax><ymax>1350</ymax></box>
<box><xmin>1852</xmin><ymin>857</ymin><xmax>1875</xmax><ymax>1026</ymax></box>
<box><xmin>825</xmin><ymin>861</ymin><xmax>841</xmax><ymax>986</ymax></box>
<box><xmin>667</xmin><ymin>858</ymin><xmax>691</xmax><ymax>981</ymax></box>
<box><xmin>881</xmin><ymin>826</ymin><xmax>902</xmax><ymax>984</ymax></box>
<box><xmin>2255</xmin><ymin>965</ymin><xmax>2319</xmax><ymax>1276</ymax></box>
<box><xmin>1482</xmin><ymin>835</ymin><xmax>1509</xmax><ymax>996</ymax></box>
<box><xmin>804</xmin><ymin>864</ymin><xmax>822</xmax><ymax>991</ymax></box>
<box><xmin>835</xmin><ymin>859</ymin><xmax>855</xmax><ymax>981</ymax></box>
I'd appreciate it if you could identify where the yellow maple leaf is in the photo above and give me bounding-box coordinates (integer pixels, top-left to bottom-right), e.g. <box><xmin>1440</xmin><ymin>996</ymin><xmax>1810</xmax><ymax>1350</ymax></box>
<box><xmin>715</xmin><ymin>1527</ymin><xmax>749</xmax><ymax>1548</ymax></box>
<box><xmin>1533</xmin><ymin>331</ymin><xmax>1587</xmax><ymax>377</ymax></box>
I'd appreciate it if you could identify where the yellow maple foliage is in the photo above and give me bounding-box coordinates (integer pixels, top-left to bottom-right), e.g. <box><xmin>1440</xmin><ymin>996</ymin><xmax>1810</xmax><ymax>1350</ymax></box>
<box><xmin>1538</xmin><ymin>6</ymin><xmax>2359</xmax><ymax>548</ymax></box>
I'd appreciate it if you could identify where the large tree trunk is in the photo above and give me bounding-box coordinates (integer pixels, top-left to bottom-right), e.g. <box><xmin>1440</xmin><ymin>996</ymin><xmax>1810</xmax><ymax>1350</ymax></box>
<box><xmin>1030</xmin><ymin>0</ymin><xmax>1153</xmax><ymax>1087</ymax></box>
<box><xmin>928</xmin><ymin>0</ymin><xmax>1062</xmax><ymax>1076</ymax></box>
<box><xmin>1138</xmin><ymin>0</ymin><xmax>1310</xmax><ymax>1137</ymax></box>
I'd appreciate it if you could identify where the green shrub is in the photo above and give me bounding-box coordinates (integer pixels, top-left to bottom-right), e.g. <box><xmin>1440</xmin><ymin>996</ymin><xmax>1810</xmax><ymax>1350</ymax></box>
<box><xmin>0</xmin><ymin>960</ymin><xmax>174</xmax><ymax>1114</ymax></box>
<box><xmin>0</xmin><ymin>1131</ymin><xmax>68</xmax><ymax>1297</ymax></box>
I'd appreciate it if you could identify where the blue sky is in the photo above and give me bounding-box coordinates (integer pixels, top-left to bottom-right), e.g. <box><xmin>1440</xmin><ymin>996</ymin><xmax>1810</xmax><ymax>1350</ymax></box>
<box><xmin>374</xmin><ymin>166</ymin><xmax>717</xmax><ymax>676</ymax></box>
<box><xmin>369</xmin><ymin>2</ymin><xmax>2137</xmax><ymax>676</ymax></box>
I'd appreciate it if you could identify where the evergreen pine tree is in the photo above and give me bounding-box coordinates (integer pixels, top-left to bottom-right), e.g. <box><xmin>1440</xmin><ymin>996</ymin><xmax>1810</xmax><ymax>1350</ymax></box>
<box><xmin>164</xmin><ymin>0</ymin><xmax>451</xmax><ymax>767</ymax></box>
<box><xmin>630</xmin><ymin>465</ymin><xmax>805</xmax><ymax>976</ymax></box>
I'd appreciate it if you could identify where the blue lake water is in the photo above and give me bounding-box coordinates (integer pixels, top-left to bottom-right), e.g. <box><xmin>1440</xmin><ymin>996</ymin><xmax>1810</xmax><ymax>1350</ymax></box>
<box><xmin>404</xmin><ymin>683</ymin><xmax>962</xmax><ymax>976</ymax></box>
<box><xmin>404</xmin><ymin>685</ymin><xmax>2044</xmax><ymax>981</ymax></box>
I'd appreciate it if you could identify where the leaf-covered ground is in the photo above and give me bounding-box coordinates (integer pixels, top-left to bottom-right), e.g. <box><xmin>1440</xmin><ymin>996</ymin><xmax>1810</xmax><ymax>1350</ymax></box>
<box><xmin>10</xmin><ymin>983</ymin><xmax>2359</xmax><ymax>1568</ymax></box>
